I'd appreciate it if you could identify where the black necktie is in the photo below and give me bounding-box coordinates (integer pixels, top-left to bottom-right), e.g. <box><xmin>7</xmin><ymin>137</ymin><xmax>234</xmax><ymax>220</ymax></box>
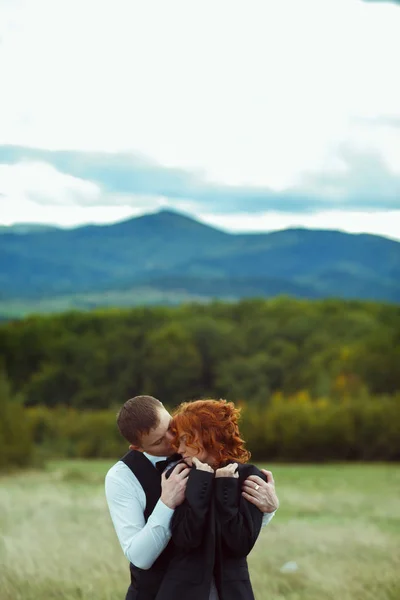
<box><xmin>155</xmin><ymin>453</ymin><xmax>182</xmax><ymax>473</ymax></box>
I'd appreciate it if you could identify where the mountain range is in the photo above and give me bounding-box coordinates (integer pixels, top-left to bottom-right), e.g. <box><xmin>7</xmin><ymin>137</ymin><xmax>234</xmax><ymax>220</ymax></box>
<box><xmin>1</xmin><ymin>209</ymin><xmax>399</xmax><ymax>315</ymax></box>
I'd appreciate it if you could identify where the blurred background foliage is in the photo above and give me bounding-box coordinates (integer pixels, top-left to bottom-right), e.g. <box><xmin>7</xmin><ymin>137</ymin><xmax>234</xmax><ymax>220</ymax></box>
<box><xmin>1</xmin><ymin>297</ymin><xmax>399</xmax><ymax>469</ymax></box>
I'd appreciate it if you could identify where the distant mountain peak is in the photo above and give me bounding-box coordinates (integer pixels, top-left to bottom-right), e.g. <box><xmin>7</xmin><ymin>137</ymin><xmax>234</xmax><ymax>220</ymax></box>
<box><xmin>113</xmin><ymin>208</ymin><xmax>227</xmax><ymax>236</ymax></box>
<box><xmin>1</xmin><ymin>208</ymin><xmax>399</xmax><ymax>309</ymax></box>
<box><xmin>140</xmin><ymin>207</ymin><xmax>197</xmax><ymax>221</ymax></box>
<box><xmin>157</xmin><ymin>208</ymin><xmax>184</xmax><ymax>217</ymax></box>
<box><xmin>142</xmin><ymin>207</ymin><xmax>205</xmax><ymax>223</ymax></box>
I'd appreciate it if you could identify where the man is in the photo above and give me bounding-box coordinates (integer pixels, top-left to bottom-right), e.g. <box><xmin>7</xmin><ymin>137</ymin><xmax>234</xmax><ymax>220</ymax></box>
<box><xmin>105</xmin><ymin>395</ymin><xmax>279</xmax><ymax>599</ymax></box>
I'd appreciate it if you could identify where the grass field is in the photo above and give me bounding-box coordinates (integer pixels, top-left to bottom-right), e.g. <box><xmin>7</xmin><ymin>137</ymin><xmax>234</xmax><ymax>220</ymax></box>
<box><xmin>1</xmin><ymin>461</ymin><xmax>399</xmax><ymax>600</ymax></box>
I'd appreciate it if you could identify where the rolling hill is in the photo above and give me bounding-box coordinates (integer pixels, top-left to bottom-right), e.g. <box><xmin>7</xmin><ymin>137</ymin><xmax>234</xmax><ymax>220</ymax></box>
<box><xmin>0</xmin><ymin>209</ymin><xmax>399</xmax><ymax>315</ymax></box>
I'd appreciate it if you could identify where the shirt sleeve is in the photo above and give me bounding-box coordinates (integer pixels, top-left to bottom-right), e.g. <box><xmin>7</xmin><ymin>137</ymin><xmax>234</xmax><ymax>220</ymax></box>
<box><xmin>105</xmin><ymin>465</ymin><xmax>174</xmax><ymax>570</ymax></box>
<box><xmin>261</xmin><ymin>510</ymin><xmax>276</xmax><ymax>528</ymax></box>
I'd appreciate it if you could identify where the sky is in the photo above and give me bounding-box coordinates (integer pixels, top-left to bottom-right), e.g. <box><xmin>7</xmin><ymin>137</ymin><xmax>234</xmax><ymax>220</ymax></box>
<box><xmin>0</xmin><ymin>0</ymin><xmax>400</xmax><ymax>239</ymax></box>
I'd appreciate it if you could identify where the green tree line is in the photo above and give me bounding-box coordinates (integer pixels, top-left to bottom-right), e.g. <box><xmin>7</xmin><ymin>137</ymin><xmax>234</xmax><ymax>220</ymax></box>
<box><xmin>0</xmin><ymin>298</ymin><xmax>399</xmax><ymax>468</ymax></box>
<box><xmin>24</xmin><ymin>392</ymin><xmax>400</xmax><ymax>462</ymax></box>
<box><xmin>1</xmin><ymin>297</ymin><xmax>399</xmax><ymax>407</ymax></box>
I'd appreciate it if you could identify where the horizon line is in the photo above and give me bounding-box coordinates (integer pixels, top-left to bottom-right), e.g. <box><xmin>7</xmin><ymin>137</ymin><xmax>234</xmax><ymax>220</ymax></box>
<box><xmin>1</xmin><ymin>207</ymin><xmax>399</xmax><ymax>243</ymax></box>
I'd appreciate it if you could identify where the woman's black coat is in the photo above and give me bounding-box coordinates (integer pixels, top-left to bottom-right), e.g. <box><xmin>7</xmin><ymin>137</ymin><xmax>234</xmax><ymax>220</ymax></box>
<box><xmin>155</xmin><ymin>462</ymin><xmax>266</xmax><ymax>600</ymax></box>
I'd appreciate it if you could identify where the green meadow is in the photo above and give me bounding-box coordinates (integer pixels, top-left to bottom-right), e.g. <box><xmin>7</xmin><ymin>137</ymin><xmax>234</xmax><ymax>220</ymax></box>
<box><xmin>1</xmin><ymin>461</ymin><xmax>399</xmax><ymax>600</ymax></box>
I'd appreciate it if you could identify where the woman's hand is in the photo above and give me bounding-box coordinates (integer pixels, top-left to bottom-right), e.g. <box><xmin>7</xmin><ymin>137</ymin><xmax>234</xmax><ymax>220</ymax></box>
<box><xmin>192</xmin><ymin>457</ymin><xmax>214</xmax><ymax>473</ymax></box>
<box><xmin>215</xmin><ymin>462</ymin><xmax>239</xmax><ymax>478</ymax></box>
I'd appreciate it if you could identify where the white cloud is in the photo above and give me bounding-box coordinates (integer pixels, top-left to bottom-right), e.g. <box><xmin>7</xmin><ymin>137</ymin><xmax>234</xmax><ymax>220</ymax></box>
<box><xmin>0</xmin><ymin>161</ymin><xmax>101</xmax><ymax>206</ymax></box>
<box><xmin>292</xmin><ymin>145</ymin><xmax>400</xmax><ymax>203</ymax></box>
<box><xmin>0</xmin><ymin>159</ymin><xmax>203</xmax><ymax>225</ymax></box>
<box><xmin>1</xmin><ymin>0</ymin><xmax>399</xmax><ymax>183</ymax></box>
<box><xmin>0</xmin><ymin>0</ymin><xmax>399</xmax><ymax>237</ymax></box>
<box><xmin>0</xmin><ymin>198</ymin><xmax>138</xmax><ymax>228</ymax></box>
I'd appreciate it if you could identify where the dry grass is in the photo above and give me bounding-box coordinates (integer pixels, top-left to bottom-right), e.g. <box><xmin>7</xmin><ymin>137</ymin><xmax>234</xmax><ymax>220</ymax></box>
<box><xmin>0</xmin><ymin>461</ymin><xmax>399</xmax><ymax>600</ymax></box>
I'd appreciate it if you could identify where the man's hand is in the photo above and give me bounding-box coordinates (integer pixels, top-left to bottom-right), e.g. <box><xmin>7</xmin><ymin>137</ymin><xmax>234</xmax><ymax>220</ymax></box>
<box><xmin>192</xmin><ymin>457</ymin><xmax>214</xmax><ymax>473</ymax></box>
<box><xmin>161</xmin><ymin>463</ymin><xmax>190</xmax><ymax>509</ymax></box>
<box><xmin>242</xmin><ymin>469</ymin><xmax>279</xmax><ymax>513</ymax></box>
<box><xmin>215</xmin><ymin>462</ymin><xmax>239</xmax><ymax>478</ymax></box>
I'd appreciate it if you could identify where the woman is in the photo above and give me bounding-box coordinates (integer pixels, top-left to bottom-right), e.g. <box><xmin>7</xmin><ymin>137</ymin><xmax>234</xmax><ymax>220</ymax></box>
<box><xmin>155</xmin><ymin>399</ymin><xmax>266</xmax><ymax>600</ymax></box>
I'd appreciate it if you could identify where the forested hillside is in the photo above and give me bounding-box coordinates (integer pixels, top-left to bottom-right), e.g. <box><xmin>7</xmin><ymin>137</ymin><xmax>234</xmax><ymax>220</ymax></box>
<box><xmin>1</xmin><ymin>298</ymin><xmax>399</xmax><ymax>465</ymax></box>
<box><xmin>1</xmin><ymin>210</ymin><xmax>399</xmax><ymax>318</ymax></box>
<box><xmin>1</xmin><ymin>297</ymin><xmax>398</xmax><ymax>406</ymax></box>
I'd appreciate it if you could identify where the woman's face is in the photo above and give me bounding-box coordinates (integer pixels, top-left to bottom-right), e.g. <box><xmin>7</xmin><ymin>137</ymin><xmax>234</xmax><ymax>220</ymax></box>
<box><xmin>177</xmin><ymin>431</ymin><xmax>215</xmax><ymax>467</ymax></box>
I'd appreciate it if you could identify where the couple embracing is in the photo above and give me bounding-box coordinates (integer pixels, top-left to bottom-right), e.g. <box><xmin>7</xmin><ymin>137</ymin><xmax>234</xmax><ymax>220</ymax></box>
<box><xmin>105</xmin><ymin>395</ymin><xmax>279</xmax><ymax>600</ymax></box>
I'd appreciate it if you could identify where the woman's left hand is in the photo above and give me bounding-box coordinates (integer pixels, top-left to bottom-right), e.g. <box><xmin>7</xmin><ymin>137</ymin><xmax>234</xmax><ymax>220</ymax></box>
<box><xmin>215</xmin><ymin>463</ymin><xmax>239</xmax><ymax>478</ymax></box>
<box><xmin>192</xmin><ymin>457</ymin><xmax>214</xmax><ymax>473</ymax></box>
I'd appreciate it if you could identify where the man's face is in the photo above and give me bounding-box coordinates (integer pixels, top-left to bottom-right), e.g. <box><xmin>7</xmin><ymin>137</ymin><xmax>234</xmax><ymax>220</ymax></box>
<box><xmin>132</xmin><ymin>408</ymin><xmax>175</xmax><ymax>457</ymax></box>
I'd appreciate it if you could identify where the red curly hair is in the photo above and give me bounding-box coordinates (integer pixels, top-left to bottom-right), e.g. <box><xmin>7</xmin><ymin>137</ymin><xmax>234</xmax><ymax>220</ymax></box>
<box><xmin>171</xmin><ymin>399</ymin><xmax>250</xmax><ymax>467</ymax></box>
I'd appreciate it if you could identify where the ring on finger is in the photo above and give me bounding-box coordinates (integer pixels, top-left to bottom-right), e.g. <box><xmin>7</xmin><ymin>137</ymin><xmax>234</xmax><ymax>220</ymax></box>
<box><xmin>254</xmin><ymin>484</ymin><xmax>260</xmax><ymax>491</ymax></box>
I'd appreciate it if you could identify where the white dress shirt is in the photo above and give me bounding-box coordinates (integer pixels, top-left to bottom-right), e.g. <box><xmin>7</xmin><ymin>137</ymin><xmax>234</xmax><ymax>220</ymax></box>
<box><xmin>105</xmin><ymin>453</ymin><xmax>275</xmax><ymax>587</ymax></box>
<box><xmin>105</xmin><ymin>453</ymin><xmax>175</xmax><ymax>570</ymax></box>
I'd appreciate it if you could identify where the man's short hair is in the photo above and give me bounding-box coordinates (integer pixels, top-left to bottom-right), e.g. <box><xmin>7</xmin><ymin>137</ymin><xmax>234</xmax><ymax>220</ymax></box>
<box><xmin>117</xmin><ymin>395</ymin><xmax>163</xmax><ymax>446</ymax></box>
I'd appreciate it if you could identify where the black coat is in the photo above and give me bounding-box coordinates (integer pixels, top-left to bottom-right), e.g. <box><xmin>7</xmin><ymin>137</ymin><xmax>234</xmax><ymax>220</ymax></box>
<box><xmin>155</xmin><ymin>462</ymin><xmax>266</xmax><ymax>600</ymax></box>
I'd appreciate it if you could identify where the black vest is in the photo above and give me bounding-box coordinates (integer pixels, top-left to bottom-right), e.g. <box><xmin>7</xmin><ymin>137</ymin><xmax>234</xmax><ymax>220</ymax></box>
<box><xmin>121</xmin><ymin>450</ymin><xmax>175</xmax><ymax>600</ymax></box>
